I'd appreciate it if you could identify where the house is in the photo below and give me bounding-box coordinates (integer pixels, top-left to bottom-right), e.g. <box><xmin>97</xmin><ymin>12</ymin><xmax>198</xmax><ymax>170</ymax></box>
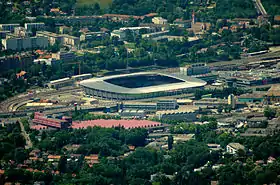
<box><xmin>173</xmin><ymin>19</ymin><xmax>192</xmax><ymax>28</ymax></box>
<box><xmin>29</xmin><ymin>149</ymin><xmax>41</xmax><ymax>157</ymax></box>
<box><xmin>267</xmin><ymin>156</ymin><xmax>276</xmax><ymax>164</ymax></box>
<box><xmin>128</xmin><ymin>145</ymin><xmax>135</xmax><ymax>151</ymax></box>
<box><xmin>84</xmin><ymin>154</ymin><xmax>99</xmax><ymax>166</ymax></box>
<box><xmin>226</xmin><ymin>143</ymin><xmax>245</xmax><ymax>155</ymax></box>
<box><xmin>16</xmin><ymin>71</ymin><xmax>27</xmax><ymax>79</ymax></box>
<box><xmin>47</xmin><ymin>155</ymin><xmax>61</xmax><ymax>162</ymax></box>
<box><xmin>207</xmin><ymin>144</ymin><xmax>222</xmax><ymax>151</ymax></box>
<box><xmin>247</xmin><ymin>117</ymin><xmax>268</xmax><ymax>128</ymax></box>
<box><xmin>152</xmin><ymin>17</ymin><xmax>168</xmax><ymax>25</ymax></box>
<box><xmin>267</xmin><ymin>84</ymin><xmax>280</xmax><ymax>103</ymax></box>
<box><xmin>274</xmin><ymin>15</ymin><xmax>280</xmax><ymax>24</ymax></box>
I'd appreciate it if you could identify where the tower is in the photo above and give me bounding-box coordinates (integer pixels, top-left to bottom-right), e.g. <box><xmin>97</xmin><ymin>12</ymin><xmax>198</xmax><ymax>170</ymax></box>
<box><xmin>192</xmin><ymin>10</ymin><xmax>196</xmax><ymax>24</ymax></box>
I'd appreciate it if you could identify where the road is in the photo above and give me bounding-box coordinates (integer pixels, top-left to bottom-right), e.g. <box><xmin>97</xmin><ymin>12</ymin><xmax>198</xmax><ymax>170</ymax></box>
<box><xmin>0</xmin><ymin>87</ymin><xmax>82</xmax><ymax>112</ymax></box>
<box><xmin>18</xmin><ymin>120</ymin><xmax>33</xmax><ymax>149</ymax></box>
<box><xmin>253</xmin><ymin>0</ymin><xmax>267</xmax><ymax>16</ymax></box>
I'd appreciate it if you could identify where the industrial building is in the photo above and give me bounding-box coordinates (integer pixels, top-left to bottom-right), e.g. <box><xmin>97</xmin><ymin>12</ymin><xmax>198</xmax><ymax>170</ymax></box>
<box><xmin>156</xmin><ymin>110</ymin><xmax>198</xmax><ymax>122</ymax></box>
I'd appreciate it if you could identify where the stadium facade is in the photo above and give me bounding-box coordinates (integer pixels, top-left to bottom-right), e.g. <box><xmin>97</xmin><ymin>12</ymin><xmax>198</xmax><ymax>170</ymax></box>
<box><xmin>80</xmin><ymin>72</ymin><xmax>206</xmax><ymax>100</ymax></box>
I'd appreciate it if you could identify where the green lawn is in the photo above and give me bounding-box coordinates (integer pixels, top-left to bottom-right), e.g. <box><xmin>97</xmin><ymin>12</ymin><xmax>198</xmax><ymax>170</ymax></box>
<box><xmin>76</xmin><ymin>0</ymin><xmax>112</xmax><ymax>8</ymax></box>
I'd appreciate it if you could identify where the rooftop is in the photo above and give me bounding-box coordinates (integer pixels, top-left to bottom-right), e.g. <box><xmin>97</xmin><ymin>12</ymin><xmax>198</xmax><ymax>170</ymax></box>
<box><xmin>227</xmin><ymin>143</ymin><xmax>245</xmax><ymax>150</ymax></box>
<box><xmin>80</xmin><ymin>72</ymin><xmax>206</xmax><ymax>94</ymax></box>
<box><xmin>267</xmin><ymin>84</ymin><xmax>280</xmax><ymax>96</ymax></box>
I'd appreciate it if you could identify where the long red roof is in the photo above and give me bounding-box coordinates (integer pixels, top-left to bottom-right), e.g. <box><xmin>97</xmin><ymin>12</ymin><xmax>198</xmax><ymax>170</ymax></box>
<box><xmin>71</xmin><ymin>119</ymin><xmax>161</xmax><ymax>129</ymax></box>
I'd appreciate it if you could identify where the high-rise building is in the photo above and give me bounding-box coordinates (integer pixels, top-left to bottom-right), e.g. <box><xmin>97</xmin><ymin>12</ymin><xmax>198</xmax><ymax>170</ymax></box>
<box><xmin>228</xmin><ymin>94</ymin><xmax>236</xmax><ymax>109</ymax></box>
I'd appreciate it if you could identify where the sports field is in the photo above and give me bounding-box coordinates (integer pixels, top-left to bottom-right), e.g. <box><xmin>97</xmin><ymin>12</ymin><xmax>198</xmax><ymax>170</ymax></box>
<box><xmin>76</xmin><ymin>0</ymin><xmax>112</xmax><ymax>8</ymax></box>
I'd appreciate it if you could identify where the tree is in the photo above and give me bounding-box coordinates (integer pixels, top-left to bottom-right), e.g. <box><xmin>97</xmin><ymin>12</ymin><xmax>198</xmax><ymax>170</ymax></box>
<box><xmin>168</xmin><ymin>136</ymin><xmax>174</xmax><ymax>150</ymax></box>
<box><xmin>264</xmin><ymin>107</ymin><xmax>277</xmax><ymax>119</ymax></box>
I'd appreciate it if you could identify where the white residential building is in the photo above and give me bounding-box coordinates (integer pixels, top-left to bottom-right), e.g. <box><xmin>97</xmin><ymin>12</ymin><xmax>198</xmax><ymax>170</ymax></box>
<box><xmin>152</xmin><ymin>17</ymin><xmax>168</xmax><ymax>25</ymax></box>
<box><xmin>24</xmin><ymin>23</ymin><xmax>45</xmax><ymax>31</ymax></box>
<box><xmin>226</xmin><ymin>143</ymin><xmax>245</xmax><ymax>155</ymax></box>
<box><xmin>2</xmin><ymin>36</ymin><xmax>48</xmax><ymax>51</ymax></box>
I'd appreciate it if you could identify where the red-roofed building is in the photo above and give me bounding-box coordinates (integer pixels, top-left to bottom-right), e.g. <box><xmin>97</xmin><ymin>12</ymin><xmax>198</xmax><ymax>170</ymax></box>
<box><xmin>144</xmin><ymin>13</ymin><xmax>158</xmax><ymax>18</ymax></box>
<box><xmin>35</xmin><ymin>50</ymin><xmax>45</xmax><ymax>55</ymax></box>
<box><xmin>31</xmin><ymin>125</ymin><xmax>48</xmax><ymax>130</ymax></box>
<box><xmin>84</xmin><ymin>154</ymin><xmax>99</xmax><ymax>166</ymax></box>
<box><xmin>274</xmin><ymin>15</ymin><xmax>280</xmax><ymax>23</ymax></box>
<box><xmin>16</xmin><ymin>71</ymin><xmax>27</xmax><ymax>79</ymax></box>
<box><xmin>71</xmin><ymin>119</ymin><xmax>161</xmax><ymax>129</ymax></box>
<box><xmin>32</xmin><ymin>112</ymin><xmax>71</xmax><ymax>129</ymax></box>
<box><xmin>102</xmin><ymin>14</ymin><xmax>144</xmax><ymax>22</ymax></box>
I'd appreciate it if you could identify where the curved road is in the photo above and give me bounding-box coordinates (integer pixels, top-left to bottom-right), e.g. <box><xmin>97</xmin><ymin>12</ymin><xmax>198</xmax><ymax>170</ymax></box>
<box><xmin>0</xmin><ymin>87</ymin><xmax>82</xmax><ymax>112</ymax></box>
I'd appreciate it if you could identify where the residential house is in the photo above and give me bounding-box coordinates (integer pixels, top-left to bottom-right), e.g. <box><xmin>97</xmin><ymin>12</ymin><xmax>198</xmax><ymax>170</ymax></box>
<box><xmin>152</xmin><ymin>17</ymin><xmax>168</xmax><ymax>25</ymax></box>
<box><xmin>226</xmin><ymin>143</ymin><xmax>245</xmax><ymax>155</ymax></box>
<box><xmin>173</xmin><ymin>19</ymin><xmax>192</xmax><ymax>28</ymax></box>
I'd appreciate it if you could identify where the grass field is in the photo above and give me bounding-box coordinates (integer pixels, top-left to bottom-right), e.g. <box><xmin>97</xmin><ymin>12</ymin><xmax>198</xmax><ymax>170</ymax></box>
<box><xmin>76</xmin><ymin>0</ymin><xmax>112</xmax><ymax>8</ymax></box>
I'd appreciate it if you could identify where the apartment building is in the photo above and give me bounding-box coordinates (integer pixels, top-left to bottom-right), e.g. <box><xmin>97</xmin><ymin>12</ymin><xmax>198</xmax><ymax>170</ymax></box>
<box><xmin>0</xmin><ymin>52</ymin><xmax>35</xmax><ymax>72</ymax></box>
<box><xmin>24</xmin><ymin>22</ymin><xmax>45</xmax><ymax>31</ymax></box>
<box><xmin>36</xmin><ymin>31</ymin><xmax>80</xmax><ymax>47</ymax></box>
<box><xmin>0</xmin><ymin>24</ymin><xmax>20</xmax><ymax>32</ymax></box>
<box><xmin>51</xmin><ymin>51</ymin><xmax>76</xmax><ymax>62</ymax></box>
<box><xmin>2</xmin><ymin>36</ymin><xmax>48</xmax><ymax>51</ymax></box>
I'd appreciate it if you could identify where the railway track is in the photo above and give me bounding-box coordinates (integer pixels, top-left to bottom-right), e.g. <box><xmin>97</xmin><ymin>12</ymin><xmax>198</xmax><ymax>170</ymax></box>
<box><xmin>0</xmin><ymin>87</ymin><xmax>82</xmax><ymax>112</ymax></box>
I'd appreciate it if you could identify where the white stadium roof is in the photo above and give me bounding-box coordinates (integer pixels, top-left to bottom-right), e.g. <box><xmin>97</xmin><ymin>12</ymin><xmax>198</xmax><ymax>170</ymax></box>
<box><xmin>80</xmin><ymin>72</ymin><xmax>206</xmax><ymax>94</ymax></box>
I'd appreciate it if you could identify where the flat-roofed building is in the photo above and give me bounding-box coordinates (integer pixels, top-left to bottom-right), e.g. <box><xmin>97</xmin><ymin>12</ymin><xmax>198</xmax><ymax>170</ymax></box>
<box><xmin>48</xmin><ymin>77</ymin><xmax>74</xmax><ymax>89</ymax></box>
<box><xmin>142</xmin><ymin>30</ymin><xmax>169</xmax><ymax>39</ymax></box>
<box><xmin>173</xmin><ymin>19</ymin><xmax>192</xmax><ymax>28</ymax></box>
<box><xmin>0</xmin><ymin>52</ymin><xmax>34</xmax><ymax>72</ymax></box>
<box><xmin>0</xmin><ymin>31</ymin><xmax>10</xmax><ymax>39</ymax></box>
<box><xmin>36</xmin><ymin>31</ymin><xmax>64</xmax><ymax>45</ymax></box>
<box><xmin>32</xmin><ymin>112</ymin><xmax>72</xmax><ymax>129</ymax></box>
<box><xmin>180</xmin><ymin>63</ymin><xmax>210</xmax><ymax>76</ymax></box>
<box><xmin>0</xmin><ymin>23</ymin><xmax>20</xmax><ymax>32</ymax></box>
<box><xmin>36</xmin><ymin>31</ymin><xmax>80</xmax><ymax>47</ymax></box>
<box><xmin>62</xmin><ymin>34</ymin><xmax>80</xmax><ymax>47</ymax></box>
<box><xmin>80</xmin><ymin>31</ymin><xmax>108</xmax><ymax>41</ymax></box>
<box><xmin>152</xmin><ymin>17</ymin><xmax>168</xmax><ymax>25</ymax></box>
<box><xmin>1</xmin><ymin>36</ymin><xmax>48</xmax><ymax>51</ymax></box>
<box><xmin>24</xmin><ymin>22</ymin><xmax>45</xmax><ymax>31</ymax></box>
<box><xmin>52</xmin><ymin>51</ymin><xmax>76</xmax><ymax>62</ymax></box>
<box><xmin>119</xmin><ymin>109</ymin><xmax>147</xmax><ymax>118</ymax></box>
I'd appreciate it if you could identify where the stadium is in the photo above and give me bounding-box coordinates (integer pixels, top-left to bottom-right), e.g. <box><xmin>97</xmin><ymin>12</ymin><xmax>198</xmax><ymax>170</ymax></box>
<box><xmin>80</xmin><ymin>72</ymin><xmax>207</xmax><ymax>100</ymax></box>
